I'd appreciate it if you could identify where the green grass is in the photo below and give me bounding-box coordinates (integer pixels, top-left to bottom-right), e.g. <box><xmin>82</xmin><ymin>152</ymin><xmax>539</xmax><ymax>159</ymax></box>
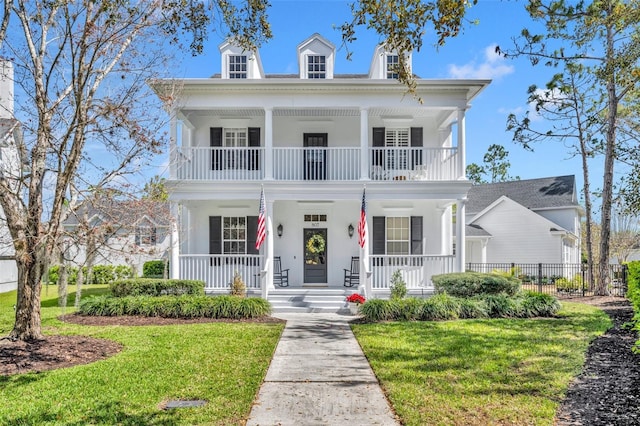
<box><xmin>1</xmin><ymin>285</ymin><xmax>284</xmax><ymax>425</ymax></box>
<box><xmin>352</xmin><ymin>302</ymin><xmax>611</xmax><ymax>426</ymax></box>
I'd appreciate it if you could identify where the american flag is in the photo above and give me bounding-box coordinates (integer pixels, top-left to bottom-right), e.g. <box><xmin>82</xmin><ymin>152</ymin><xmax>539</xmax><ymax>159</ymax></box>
<box><xmin>358</xmin><ymin>188</ymin><xmax>367</xmax><ymax>248</ymax></box>
<box><xmin>256</xmin><ymin>188</ymin><xmax>266</xmax><ymax>250</ymax></box>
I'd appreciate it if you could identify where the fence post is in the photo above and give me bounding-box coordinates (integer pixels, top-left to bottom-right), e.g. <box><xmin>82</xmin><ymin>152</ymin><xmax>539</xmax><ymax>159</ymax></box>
<box><xmin>623</xmin><ymin>264</ymin><xmax>629</xmax><ymax>296</ymax></box>
<box><xmin>538</xmin><ymin>263</ymin><xmax>543</xmax><ymax>293</ymax></box>
<box><xmin>582</xmin><ymin>264</ymin><xmax>586</xmax><ymax>297</ymax></box>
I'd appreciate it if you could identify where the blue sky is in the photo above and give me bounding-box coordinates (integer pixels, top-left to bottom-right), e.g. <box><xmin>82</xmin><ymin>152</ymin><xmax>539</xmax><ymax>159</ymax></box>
<box><xmin>165</xmin><ymin>0</ymin><xmax>613</xmax><ymax>201</ymax></box>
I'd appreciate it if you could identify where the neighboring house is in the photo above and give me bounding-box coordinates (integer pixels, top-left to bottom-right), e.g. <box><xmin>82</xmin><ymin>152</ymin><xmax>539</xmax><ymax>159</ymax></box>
<box><xmin>0</xmin><ymin>60</ymin><xmax>23</xmax><ymax>293</ymax></box>
<box><xmin>150</xmin><ymin>33</ymin><xmax>490</xmax><ymax>302</ymax></box>
<box><xmin>61</xmin><ymin>199</ymin><xmax>171</xmax><ymax>277</ymax></box>
<box><xmin>464</xmin><ymin>175</ymin><xmax>582</xmax><ymax>265</ymax></box>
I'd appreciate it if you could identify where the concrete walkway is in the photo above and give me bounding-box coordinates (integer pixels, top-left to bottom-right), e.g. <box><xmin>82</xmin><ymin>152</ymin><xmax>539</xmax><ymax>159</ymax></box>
<box><xmin>246</xmin><ymin>313</ymin><xmax>399</xmax><ymax>426</ymax></box>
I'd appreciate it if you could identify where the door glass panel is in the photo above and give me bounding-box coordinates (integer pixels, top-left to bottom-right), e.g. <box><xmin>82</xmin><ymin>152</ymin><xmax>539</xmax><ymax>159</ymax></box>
<box><xmin>305</xmin><ymin>230</ymin><xmax>326</xmax><ymax>265</ymax></box>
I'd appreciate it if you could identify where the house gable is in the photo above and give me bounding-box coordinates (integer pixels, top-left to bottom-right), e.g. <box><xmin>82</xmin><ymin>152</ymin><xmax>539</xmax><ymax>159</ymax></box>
<box><xmin>368</xmin><ymin>44</ymin><xmax>413</xmax><ymax>80</ymax></box>
<box><xmin>218</xmin><ymin>40</ymin><xmax>264</xmax><ymax>79</ymax></box>
<box><xmin>297</xmin><ymin>33</ymin><xmax>335</xmax><ymax>79</ymax></box>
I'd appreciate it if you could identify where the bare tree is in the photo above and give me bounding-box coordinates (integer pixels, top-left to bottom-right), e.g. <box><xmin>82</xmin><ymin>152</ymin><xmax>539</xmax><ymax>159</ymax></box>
<box><xmin>0</xmin><ymin>0</ymin><xmax>269</xmax><ymax>341</ymax></box>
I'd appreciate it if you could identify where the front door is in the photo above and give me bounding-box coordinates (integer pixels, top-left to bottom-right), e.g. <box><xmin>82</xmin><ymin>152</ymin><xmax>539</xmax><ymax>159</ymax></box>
<box><xmin>304</xmin><ymin>228</ymin><xmax>327</xmax><ymax>283</ymax></box>
<box><xmin>303</xmin><ymin>133</ymin><xmax>327</xmax><ymax>180</ymax></box>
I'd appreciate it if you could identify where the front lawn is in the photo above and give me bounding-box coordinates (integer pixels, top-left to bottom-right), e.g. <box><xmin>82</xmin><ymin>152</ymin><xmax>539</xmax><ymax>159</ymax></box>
<box><xmin>353</xmin><ymin>302</ymin><xmax>611</xmax><ymax>426</ymax></box>
<box><xmin>0</xmin><ymin>285</ymin><xmax>284</xmax><ymax>425</ymax></box>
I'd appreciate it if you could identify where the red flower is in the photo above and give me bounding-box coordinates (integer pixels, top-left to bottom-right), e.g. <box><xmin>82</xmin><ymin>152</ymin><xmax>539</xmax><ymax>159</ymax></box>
<box><xmin>346</xmin><ymin>293</ymin><xmax>366</xmax><ymax>304</ymax></box>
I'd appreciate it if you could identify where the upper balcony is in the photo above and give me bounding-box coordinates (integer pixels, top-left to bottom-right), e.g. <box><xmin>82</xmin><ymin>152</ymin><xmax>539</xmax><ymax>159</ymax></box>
<box><xmin>171</xmin><ymin>146</ymin><xmax>461</xmax><ymax>182</ymax></box>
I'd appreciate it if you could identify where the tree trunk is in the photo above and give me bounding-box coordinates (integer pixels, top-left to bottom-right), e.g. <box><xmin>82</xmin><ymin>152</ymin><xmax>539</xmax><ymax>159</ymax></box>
<box><xmin>9</xmin><ymin>257</ymin><xmax>44</xmax><ymax>340</ymax></box>
<box><xmin>596</xmin><ymin>17</ymin><xmax>618</xmax><ymax>296</ymax></box>
<box><xmin>74</xmin><ymin>266</ymin><xmax>84</xmax><ymax>309</ymax></box>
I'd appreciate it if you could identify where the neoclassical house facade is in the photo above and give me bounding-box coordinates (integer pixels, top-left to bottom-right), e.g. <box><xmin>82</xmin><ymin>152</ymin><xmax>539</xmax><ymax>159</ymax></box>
<box><xmin>151</xmin><ymin>34</ymin><xmax>490</xmax><ymax>309</ymax></box>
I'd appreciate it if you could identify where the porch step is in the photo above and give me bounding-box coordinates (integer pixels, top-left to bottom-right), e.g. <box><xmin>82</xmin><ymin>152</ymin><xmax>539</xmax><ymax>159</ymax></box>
<box><xmin>268</xmin><ymin>288</ymin><xmax>358</xmax><ymax>313</ymax></box>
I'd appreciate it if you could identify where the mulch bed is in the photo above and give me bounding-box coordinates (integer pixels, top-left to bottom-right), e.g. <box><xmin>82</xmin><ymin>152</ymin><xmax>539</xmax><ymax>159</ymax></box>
<box><xmin>556</xmin><ymin>297</ymin><xmax>640</xmax><ymax>425</ymax></box>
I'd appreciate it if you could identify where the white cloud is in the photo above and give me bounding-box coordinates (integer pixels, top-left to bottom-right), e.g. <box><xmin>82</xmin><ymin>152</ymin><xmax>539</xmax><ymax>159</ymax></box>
<box><xmin>447</xmin><ymin>44</ymin><xmax>514</xmax><ymax>80</ymax></box>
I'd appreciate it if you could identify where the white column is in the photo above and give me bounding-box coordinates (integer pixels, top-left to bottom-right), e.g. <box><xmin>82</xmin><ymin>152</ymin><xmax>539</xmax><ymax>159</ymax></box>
<box><xmin>265</xmin><ymin>108</ymin><xmax>273</xmax><ymax>180</ymax></box>
<box><xmin>261</xmin><ymin>200</ymin><xmax>275</xmax><ymax>299</ymax></box>
<box><xmin>457</xmin><ymin>108</ymin><xmax>466</xmax><ymax>179</ymax></box>
<box><xmin>481</xmin><ymin>239</ymin><xmax>488</xmax><ymax>264</ymax></box>
<box><xmin>169</xmin><ymin>112</ymin><xmax>177</xmax><ymax>180</ymax></box>
<box><xmin>456</xmin><ymin>200</ymin><xmax>466</xmax><ymax>271</ymax></box>
<box><xmin>169</xmin><ymin>203</ymin><xmax>180</xmax><ymax>279</ymax></box>
<box><xmin>360</xmin><ymin>108</ymin><xmax>369</xmax><ymax>180</ymax></box>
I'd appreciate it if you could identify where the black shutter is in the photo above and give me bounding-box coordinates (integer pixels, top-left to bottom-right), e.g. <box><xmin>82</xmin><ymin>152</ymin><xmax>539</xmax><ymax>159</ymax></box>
<box><xmin>210</xmin><ymin>127</ymin><xmax>223</xmax><ymax>170</ymax></box>
<box><xmin>372</xmin><ymin>127</ymin><xmax>385</xmax><ymax>167</ymax></box>
<box><xmin>135</xmin><ymin>228</ymin><xmax>140</xmax><ymax>245</ymax></box>
<box><xmin>410</xmin><ymin>127</ymin><xmax>423</xmax><ymax>168</ymax></box>
<box><xmin>151</xmin><ymin>227</ymin><xmax>157</xmax><ymax>245</ymax></box>
<box><xmin>372</xmin><ymin>216</ymin><xmax>386</xmax><ymax>255</ymax></box>
<box><xmin>248</xmin><ymin>127</ymin><xmax>260</xmax><ymax>171</ymax></box>
<box><xmin>246</xmin><ymin>215</ymin><xmax>258</xmax><ymax>255</ymax></box>
<box><xmin>209</xmin><ymin>216</ymin><xmax>221</xmax><ymax>254</ymax></box>
<box><xmin>411</xmin><ymin>216</ymin><xmax>423</xmax><ymax>255</ymax></box>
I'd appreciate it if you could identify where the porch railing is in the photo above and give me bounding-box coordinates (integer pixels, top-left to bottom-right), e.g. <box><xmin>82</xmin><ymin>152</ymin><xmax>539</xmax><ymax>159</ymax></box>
<box><xmin>172</xmin><ymin>146</ymin><xmax>460</xmax><ymax>181</ymax></box>
<box><xmin>179</xmin><ymin>255</ymin><xmax>261</xmax><ymax>291</ymax></box>
<box><xmin>370</xmin><ymin>255</ymin><xmax>456</xmax><ymax>290</ymax></box>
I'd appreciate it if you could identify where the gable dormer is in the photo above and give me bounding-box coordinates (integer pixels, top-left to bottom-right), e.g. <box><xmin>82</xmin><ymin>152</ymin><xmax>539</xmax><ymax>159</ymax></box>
<box><xmin>368</xmin><ymin>44</ymin><xmax>412</xmax><ymax>80</ymax></box>
<box><xmin>297</xmin><ymin>34</ymin><xmax>335</xmax><ymax>79</ymax></box>
<box><xmin>218</xmin><ymin>40</ymin><xmax>264</xmax><ymax>79</ymax></box>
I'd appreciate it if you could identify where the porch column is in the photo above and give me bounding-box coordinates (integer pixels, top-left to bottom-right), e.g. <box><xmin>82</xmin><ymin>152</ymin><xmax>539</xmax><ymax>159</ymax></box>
<box><xmin>456</xmin><ymin>199</ymin><xmax>466</xmax><ymax>271</ymax></box>
<box><xmin>360</xmin><ymin>108</ymin><xmax>369</xmax><ymax>180</ymax></box>
<box><xmin>481</xmin><ymin>239</ymin><xmax>488</xmax><ymax>264</ymax></box>
<box><xmin>169</xmin><ymin>203</ymin><xmax>180</xmax><ymax>279</ymax></box>
<box><xmin>169</xmin><ymin>112</ymin><xmax>177</xmax><ymax>180</ymax></box>
<box><xmin>261</xmin><ymin>200</ymin><xmax>275</xmax><ymax>299</ymax></box>
<box><xmin>265</xmin><ymin>107</ymin><xmax>273</xmax><ymax>180</ymax></box>
<box><xmin>457</xmin><ymin>108</ymin><xmax>466</xmax><ymax>179</ymax></box>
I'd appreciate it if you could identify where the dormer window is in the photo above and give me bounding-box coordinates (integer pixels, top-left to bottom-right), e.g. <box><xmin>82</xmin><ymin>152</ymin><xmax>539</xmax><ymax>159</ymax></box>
<box><xmin>307</xmin><ymin>55</ymin><xmax>326</xmax><ymax>79</ymax></box>
<box><xmin>386</xmin><ymin>55</ymin><xmax>399</xmax><ymax>79</ymax></box>
<box><xmin>229</xmin><ymin>55</ymin><xmax>247</xmax><ymax>79</ymax></box>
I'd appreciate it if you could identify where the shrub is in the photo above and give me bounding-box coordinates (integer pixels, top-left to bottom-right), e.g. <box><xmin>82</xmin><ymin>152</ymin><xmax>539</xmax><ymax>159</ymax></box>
<box><xmin>359</xmin><ymin>299</ymin><xmax>395</xmax><ymax>322</ymax></box>
<box><xmin>230</xmin><ymin>271</ymin><xmax>247</xmax><ymax>297</ymax></box>
<box><xmin>110</xmin><ymin>278</ymin><xmax>205</xmax><ymax>297</ymax></box>
<box><xmin>518</xmin><ymin>292</ymin><xmax>561</xmax><ymax>317</ymax></box>
<box><xmin>389</xmin><ymin>270</ymin><xmax>408</xmax><ymax>299</ymax></box>
<box><xmin>432</xmin><ymin>272</ymin><xmax>521</xmax><ymax>297</ymax></box>
<box><xmin>419</xmin><ymin>293</ymin><xmax>461</xmax><ymax>321</ymax></box>
<box><xmin>480</xmin><ymin>293</ymin><xmax>519</xmax><ymax>317</ymax></box>
<box><xmin>556</xmin><ymin>276</ymin><xmax>583</xmax><ymax>293</ymax></box>
<box><xmin>143</xmin><ymin>260</ymin><xmax>167</xmax><ymax>278</ymax></box>
<box><xmin>46</xmin><ymin>264</ymin><xmax>133</xmax><ymax>285</ymax></box>
<box><xmin>78</xmin><ymin>294</ymin><xmax>271</xmax><ymax>319</ymax></box>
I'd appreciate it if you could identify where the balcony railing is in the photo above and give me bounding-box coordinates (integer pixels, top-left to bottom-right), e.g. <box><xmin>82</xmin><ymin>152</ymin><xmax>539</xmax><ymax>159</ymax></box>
<box><xmin>172</xmin><ymin>146</ymin><xmax>459</xmax><ymax>182</ymax></box>
<box><xmin>370</xmin><ymin>254</ymin><xmax>455</xmax><ymax>290</ymax></box>
<box><xmin>179</xmin><ymin>254</ymin><xmax>262</xmax><ymax>291</ymax></box>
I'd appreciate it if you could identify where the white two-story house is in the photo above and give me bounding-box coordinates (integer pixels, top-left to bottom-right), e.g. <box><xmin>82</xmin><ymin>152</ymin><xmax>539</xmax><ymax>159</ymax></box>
<box><xmin>151</xmin><ymin>34</ymin><xmax>490</xmax><ymax>306</ymax></box>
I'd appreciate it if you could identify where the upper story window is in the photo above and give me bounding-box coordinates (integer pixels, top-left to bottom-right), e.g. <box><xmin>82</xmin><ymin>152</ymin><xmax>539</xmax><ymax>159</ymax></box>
<box><xmin>385</xmin><ymin>128</ymin><xmax>409</xmax><ymax>169</ymax></box>
<box><xmin>229</xmin><ymin>55</ymin><xmax>247</xmax><ymax>79</ymax></box>
<box><xmin>386</xmin><ymin>55</ymin><xmax>399</xmax><ymax>79</ymax></box>
<box><xmin>136</xmin><ymin>226</ymin><xmax>157</xmax><ymax>246</ymax></box>
<box><xmin>224</xmin><ymin>128</ymin><xmax>247</xmax><ymax>147</ymax></box>
<box><xmin>307</xmin><ymin>55</ymin><xmax>326</xmax><ymax>79</ymax></box>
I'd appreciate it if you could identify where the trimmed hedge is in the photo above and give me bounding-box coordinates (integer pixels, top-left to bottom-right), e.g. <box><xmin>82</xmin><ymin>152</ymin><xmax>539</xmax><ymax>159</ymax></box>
<box><xmin>110</xmin><ymin>278</ymin><xmax>205</xmax><ymax>297</ymax></box>
<box><xmin>47</xmin><ymin>264</ymin><xmax>134</xmax><ymax>285</ymax></box>
<box><xmin>143</xmin><ymin>260</ymin><xmax>168</xmax><ymax>278</ymax></box>
<box><xmin>359</xmin><ymin>292</ymin><xmax>560</xmax><ymax>322</ymax></box>
<box><xmin>431</xmin><ymin>272</ymin><xmax>521</xmax><ymax>297</ymax></box>
<box><xmin>78</xmin><ymin>295</ymin><xmax>271</xmax><ymax>319</ymax></box>
<box><xmin>626</xmin><ymin>261</ymin><xmax>640</xmax><ymax>352</ymax></box>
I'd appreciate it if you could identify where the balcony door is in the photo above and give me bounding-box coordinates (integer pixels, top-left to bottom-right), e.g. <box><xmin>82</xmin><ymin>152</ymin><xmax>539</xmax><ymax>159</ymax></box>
<box><xmin>303</xmin><ymin>133</ymin><xmax>327</xmax><ymax>180</ymax></box>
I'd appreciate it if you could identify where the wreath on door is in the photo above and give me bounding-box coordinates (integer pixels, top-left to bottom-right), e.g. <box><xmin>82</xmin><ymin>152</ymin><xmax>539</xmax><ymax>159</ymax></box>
<box><xmin>306</xmin><ymin>234</ymin><xmax>326</xmax><ymax>254</ymax></box>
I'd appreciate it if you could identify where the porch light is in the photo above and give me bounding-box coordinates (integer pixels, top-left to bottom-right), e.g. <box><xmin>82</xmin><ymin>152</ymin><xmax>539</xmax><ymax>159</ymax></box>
<box><xmin>348</xmin><ymin>224</ymin><xmax>354</xmax><ymax>238</ymax></box>
<box><xmin>277</xmin><ymin>224</ymin><xmax>283</xmax><ymax>238</ymax></box>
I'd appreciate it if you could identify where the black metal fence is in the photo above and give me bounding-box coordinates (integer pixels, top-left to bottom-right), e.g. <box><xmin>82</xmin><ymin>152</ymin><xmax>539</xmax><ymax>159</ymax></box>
<box><xmin>465</xmin><ymin>263</ymin><xmax>628</xmax><ymax>298</ymax></box>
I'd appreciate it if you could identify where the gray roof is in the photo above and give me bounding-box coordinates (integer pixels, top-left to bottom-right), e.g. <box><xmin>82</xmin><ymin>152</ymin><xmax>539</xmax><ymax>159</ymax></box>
<box><xmin>466</xmin><ymin>175</ymin><xmax>578</xmax><ymax>215</ymax></box>
<box><xmin>466</xmin><ymin>223</ymin><xmax>491</xmax><ymax>237</ymax></box>
<box><xmin>63</xmin><ymin>199</ymin><xmax>171</xmax><ymax>227</ymax></box>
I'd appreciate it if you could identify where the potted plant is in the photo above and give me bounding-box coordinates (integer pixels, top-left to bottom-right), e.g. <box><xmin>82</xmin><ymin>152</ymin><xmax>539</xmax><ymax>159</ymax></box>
<box><xmin>346</xmin><ymin>293</ymin><xmax>366</xmax><ymax>314</ymax></box>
